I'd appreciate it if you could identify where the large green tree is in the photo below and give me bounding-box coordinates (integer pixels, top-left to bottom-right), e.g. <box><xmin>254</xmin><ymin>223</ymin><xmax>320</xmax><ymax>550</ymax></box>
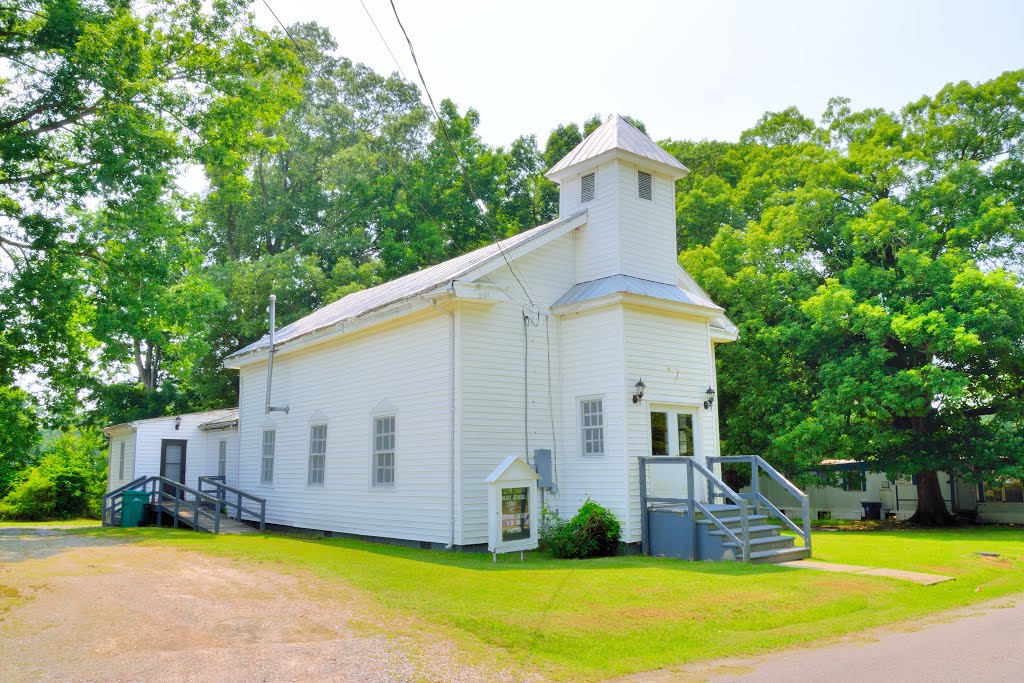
<box><xmin>680</xmin><ymin>71</ymin><xmax>1024</xmax><ymax>524</ymax></box>
<box><xmin>0</xmin><ymin>0</ymin><xmax>302</xmax><ymax>416</ymax></box>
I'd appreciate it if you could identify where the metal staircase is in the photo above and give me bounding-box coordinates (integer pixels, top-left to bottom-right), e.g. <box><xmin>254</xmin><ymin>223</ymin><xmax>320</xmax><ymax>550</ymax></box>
<box><xmin>640</xmin><ymin>455</ymin><xmax>811</xmax><ymax>564</ymax></box>
<box><xmin>102</xmin><ymin>476</ymin><xmax>266</xmax><ymax>534</ymax></box>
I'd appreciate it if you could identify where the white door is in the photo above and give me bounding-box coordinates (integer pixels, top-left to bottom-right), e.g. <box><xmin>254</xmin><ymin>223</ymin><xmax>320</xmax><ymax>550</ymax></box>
<box><xmin>648</xmin><ymin>406</ymin><xmax>700</xmax><ymax>500</ymax></box>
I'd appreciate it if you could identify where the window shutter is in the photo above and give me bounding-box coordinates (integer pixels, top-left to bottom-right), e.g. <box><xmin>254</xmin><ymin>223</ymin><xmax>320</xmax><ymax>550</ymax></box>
<box><xmin>638</xmin><ymin>171</ymin><xmax>652</xmax><ymax>200</ymax></box>
<box><xmin>580</xmin><ymin>173</ymin><xmax>595</xmax><ymax>203</ymax></box>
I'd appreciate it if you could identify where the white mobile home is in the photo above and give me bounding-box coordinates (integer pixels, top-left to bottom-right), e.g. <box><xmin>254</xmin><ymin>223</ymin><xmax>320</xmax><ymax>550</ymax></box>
<box><xmin>104</xmin><ymin>409</ymin><xmax>239</xmax><ymax>493</ymax></box>
<box><xmin>223</xmin><ymin>117</ymin><xmax>746</xmax><ymax>551</ymax></box>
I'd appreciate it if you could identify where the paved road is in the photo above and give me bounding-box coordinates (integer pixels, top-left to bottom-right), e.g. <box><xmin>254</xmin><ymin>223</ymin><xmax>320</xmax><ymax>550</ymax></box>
<box><xmin>693</xmin><ymin>595</ymin><xmax>1024</xmax><ymax>682</ymax></box>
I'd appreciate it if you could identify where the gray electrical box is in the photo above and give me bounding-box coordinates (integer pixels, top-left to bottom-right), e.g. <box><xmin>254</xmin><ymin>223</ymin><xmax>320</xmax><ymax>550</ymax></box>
<box><xmin>533</xmin><ymin>449</ymin><xmax>556</xmax><ymax>491</ymax></box>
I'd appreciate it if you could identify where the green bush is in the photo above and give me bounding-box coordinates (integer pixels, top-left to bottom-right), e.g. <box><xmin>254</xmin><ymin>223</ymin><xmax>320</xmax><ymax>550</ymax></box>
<box><xmin>0</xmin><ymin>428</ymin><xmax>107</xmax><ymax>521</ymax></box>
<box><xmin>0</xmin><ymin>469</ymin><xmax>57</xmax><ymax>520</ymax></box>
<box><xmin>540</xmin><ymin>498</ymin><xmax>621</xmax><ymax>559</ymax></box>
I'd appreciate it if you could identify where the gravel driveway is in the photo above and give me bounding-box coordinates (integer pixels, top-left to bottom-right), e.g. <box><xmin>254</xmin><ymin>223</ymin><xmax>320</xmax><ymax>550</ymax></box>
<box><xmin>0</xmin><ymin>530</ymin><xmax>507</xmax><ymax>682</ymax></box>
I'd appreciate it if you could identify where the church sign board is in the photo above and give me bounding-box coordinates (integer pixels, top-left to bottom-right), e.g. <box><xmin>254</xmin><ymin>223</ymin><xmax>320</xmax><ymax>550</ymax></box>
<box><xmin>485</xmin><ymin>455</ymin><xmax>540</xmax><ymax>557</ymax></box>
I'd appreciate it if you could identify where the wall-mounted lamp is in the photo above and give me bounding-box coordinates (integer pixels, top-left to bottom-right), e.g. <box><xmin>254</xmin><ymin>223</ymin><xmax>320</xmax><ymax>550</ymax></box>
<box><xmin>632</xmin><ymin>378</ymin><xmax>646</xmax><ymax>405</ymax></box>
<box><xmin>174</xmin><ymin>415</ymin><xmax>182</xmax><ymax>430</ymax></box>
<box><xmin>703</xmin><ymin>386</ymin><xmax>716</xmax><ymax>410</ymax></box>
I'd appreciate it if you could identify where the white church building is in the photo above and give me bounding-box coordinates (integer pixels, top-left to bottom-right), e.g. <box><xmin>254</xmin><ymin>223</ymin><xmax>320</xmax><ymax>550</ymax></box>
<box><xmin>221</xmin><ymin>116</ymin><xmax>740</xmax><ymax>549</ymax></box>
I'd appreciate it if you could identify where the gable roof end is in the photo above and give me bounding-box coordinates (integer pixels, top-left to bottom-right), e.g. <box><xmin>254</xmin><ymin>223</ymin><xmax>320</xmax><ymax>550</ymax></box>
<box><xmin>545</xmin><ymin>115</ymin><xmax>689</xmax><ymax>181</ymax></box>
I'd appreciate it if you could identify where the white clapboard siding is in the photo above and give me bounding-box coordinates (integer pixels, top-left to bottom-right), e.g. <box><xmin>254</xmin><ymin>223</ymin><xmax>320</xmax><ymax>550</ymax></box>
<box><xmin>555</xmin><ymin>304</ymin><xmax>629</xmax><ymax>527</ymax></box>
<box><xmin>616</xmin><ymin>162</ymin><xmax>677</xmax><ymax>285</ymax></box>
<box><xmin>622</xmin><ymin>307</ymin><xmax>718</xmax><ymax>542</ymax></box>
<box><xmin>566</xmin><ymin>163</ymin><xmax>622</xmax><ymax>284</ymax></box>
<box><xmin>237</xmin><ymin>309</ymin><xmax>451</xmax><ymax>543</ymax></box>
<box><xmin>977</xmin><ymin>502</ymin><xmax>1024</xmax><ymax>523</ymax></box>
<box><xmin>458</xmin><ymin>232</ymin><xmax>576</xmax><ymax>545</ymax></box>
<box><xmin>106</xmin><ymin>430</ymin><xmax>137</xmax><ymax>491</ymax></box>
<box><xmin>130</xmin><ymin>413</ymin><xmax>237</xmax><ymax>492</ymax></box>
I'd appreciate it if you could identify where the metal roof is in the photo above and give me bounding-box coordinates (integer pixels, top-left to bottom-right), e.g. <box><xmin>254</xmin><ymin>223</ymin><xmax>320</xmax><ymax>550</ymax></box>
<box><xmin>552</xmin><ymin>274</ymin><xmax>722</xmax><ymax>311</ymax></box>
<box><xmin>227</xmin><ymin>211</ymin><xmax>587</xmax><ymax>361</ymax></box>
<box><xmin>198</xmin><ymin>409</ymin><xmax>240</xmax><ymax>431</ymax></box>
<box><xmin>546</xmin><ymin>115</ymin><xmax>688</xmax><ymax>178</ymax></box>
<box><xmin>104</xmin><ymin>408</ymin><xmax>239</xmax><ymax>434</ymax></box>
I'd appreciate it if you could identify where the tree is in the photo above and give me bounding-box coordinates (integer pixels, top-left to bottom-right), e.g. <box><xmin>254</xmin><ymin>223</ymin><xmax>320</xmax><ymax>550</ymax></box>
<box><xmin>0</xmin><ymin>0</ymin><xmax>302</xmax><ymax>415</ymax></box>
<box><xmin>0</xmin><ymin>385</ymin><xmax>40</xmax><ymax>495</ymax></box>
<box><xmin>681</xmin><ymin>71</ymin><xmax>1024</xmax><ymax>524</ymax></box>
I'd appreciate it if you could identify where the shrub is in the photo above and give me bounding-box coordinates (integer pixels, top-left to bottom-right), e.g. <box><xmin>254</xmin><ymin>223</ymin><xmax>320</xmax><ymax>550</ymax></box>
<box><xmin>540</xmin><ymin>498</ymin><xmax>621</xmax><ymax>559</ymax></box>
<box><xmin>0</xmin><ymin>428</ymin><xmax>107</xmax><ymax>521</ymax></box>
<box><xmin>0</xmin><ymin>469</ymin><xmax>56</xmax><ymax>520</ymax></box>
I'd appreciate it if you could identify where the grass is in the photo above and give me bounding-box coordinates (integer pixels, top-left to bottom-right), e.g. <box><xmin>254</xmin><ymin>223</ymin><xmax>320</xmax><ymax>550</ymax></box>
<box><xmin>0</xmin><ymin>518</ymin><xmax>101</xmax><ymax>528</ymax></box>
<box><xmin>82</xmin><ymin>525</ymin><xmax>1024</xmax><ymax>681</ymax></box>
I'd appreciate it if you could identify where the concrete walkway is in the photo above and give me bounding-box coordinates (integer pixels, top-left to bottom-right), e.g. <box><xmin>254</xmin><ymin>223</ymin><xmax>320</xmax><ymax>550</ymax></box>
<box><xmin>618</xmin><ymin>594</ymin><xmax>1023</xmax><ymax>683</ymax></box>
<box><xmin>779</xmin><ymin>559</ymin><xmax>955</xmax><ymax>585</ymax></box>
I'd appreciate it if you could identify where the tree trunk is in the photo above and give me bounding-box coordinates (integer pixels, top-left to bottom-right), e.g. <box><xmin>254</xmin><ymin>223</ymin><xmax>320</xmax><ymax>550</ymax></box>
<box><xmin>908</xmin><ymin>470</ymin><xmax>957</xmax><ymax>526</ymax></box>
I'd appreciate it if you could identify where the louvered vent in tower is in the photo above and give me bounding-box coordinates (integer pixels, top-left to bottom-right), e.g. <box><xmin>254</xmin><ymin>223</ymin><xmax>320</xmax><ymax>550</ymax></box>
<box><xmin>638</xmin><ymin>171</ymin><xmax>652</xmax><ymax>200</ymax></box>
<box><xmin>580</xmin><ymin>172</ymin><xmax>595</xmax><ymax>203</ymax></box>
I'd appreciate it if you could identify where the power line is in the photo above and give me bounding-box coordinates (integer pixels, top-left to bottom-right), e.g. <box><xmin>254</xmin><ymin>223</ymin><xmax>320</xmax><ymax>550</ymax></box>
<box><xmin>259</xmin><ymin>0</ymin><xmax>433</xmax><ymax>222</ymax></box>
<box><xmin>385</xmin><ymin>0</ymin><xmax>535</xmax><ymax>307</ymax></box>
<box><xmin>357</xmin><ymin>0</ymin><xmax>410</xmax><ymax>83</ymax></box>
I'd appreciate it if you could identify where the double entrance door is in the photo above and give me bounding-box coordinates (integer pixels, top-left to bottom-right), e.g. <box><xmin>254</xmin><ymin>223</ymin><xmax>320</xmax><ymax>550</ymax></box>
<box><xmin>648</xmin><ymin>406</ymin><xmax>699</xmax><ymax>500</ymax></box>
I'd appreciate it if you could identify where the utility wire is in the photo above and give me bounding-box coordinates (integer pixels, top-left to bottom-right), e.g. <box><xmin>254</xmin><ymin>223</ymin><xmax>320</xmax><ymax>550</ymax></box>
<box><xmin>357</xmin><ymin>0</ymin><xmax>411</xmax><ymax>83</ymax></box>
<box><xmin>385</xmin><ymin>0</ymin><xmax>536</xmax><ymax>307</ymax></box>
<box><xmin>260</xmin><ymin>0</ymin><xmax>433</xmax><ymax>222</ymax></box>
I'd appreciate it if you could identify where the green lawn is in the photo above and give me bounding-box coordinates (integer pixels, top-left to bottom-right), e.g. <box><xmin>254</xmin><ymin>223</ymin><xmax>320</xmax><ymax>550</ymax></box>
<box><xmin>90</xmin><ymin>526</ymin><xmax>1024</xmax><ymax>681</ymax></box>
<box><xmin>0</xmin><ymin>518</ymin><xmax>101</xmax><ymax>528</ymax></box>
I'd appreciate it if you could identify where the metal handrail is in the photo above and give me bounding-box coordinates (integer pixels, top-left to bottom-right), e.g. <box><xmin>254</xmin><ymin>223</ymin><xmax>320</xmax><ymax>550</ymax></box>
<box><xmin>102</xmin><ymin>477</ymin><xmax>149</xmax><ymax>526</ymax></box>
<box><xmin>689</xmin><ymin>458</ymin><xmax>751</xmax><ymax>562</ymax></box>
<box><xmin>198</xmin><ymin>476</ymin><xmax>266</xmax><ymax>532</ymax></box>
<box><xmin>102</xmin><ymin>475</ymin><xmax>233</xmax><ymax>533</ymax></box>
<box><xmin>638</xmin><ymin>456</ymin><xmax>751</xmax><ymax>562</ymax></box>
<box><xmin>707</xmin><ymin>454</ymin><xmax>811</xmax><ymax>554</ymax></box>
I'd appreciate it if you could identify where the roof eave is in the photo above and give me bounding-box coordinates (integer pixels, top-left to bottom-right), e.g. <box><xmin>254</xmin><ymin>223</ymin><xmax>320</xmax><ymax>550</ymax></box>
<box><xmin>546</xmin><ymin>149</ymin><xmax>689</xmax><ymax>183</ymax></box>
<box><xmin>551</xmin><ymin>291</ymin><xmax>724</xmax><ymax>318</ymax></box>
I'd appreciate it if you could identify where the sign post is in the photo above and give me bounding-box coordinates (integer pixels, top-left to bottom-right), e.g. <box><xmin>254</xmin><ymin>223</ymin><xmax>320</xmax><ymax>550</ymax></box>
<box><xmin>485</xmin><ymin>456</ymin><xmax>540</xmax><ymax>561</ymax></box>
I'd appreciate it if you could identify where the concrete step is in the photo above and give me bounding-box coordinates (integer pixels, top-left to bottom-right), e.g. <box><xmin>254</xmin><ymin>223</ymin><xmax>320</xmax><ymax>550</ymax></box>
<box><xmin>707</xmin><ymin>524</ymin><xmax>781</xmax><ymax>538</ymax></box>
<box><xmin>697</xmin><ymin>514</ymin><xmax>770</xmax><ymax>527</ymax></box>
<box><xmin>724</xmin><ymin>535</ymin><xmax>796</xmax><ymax>552</ymax></box>
<box><xmin>750</xmin><ymin>546</ymin><xmax>811</xmax><ymax>565</ymax></box>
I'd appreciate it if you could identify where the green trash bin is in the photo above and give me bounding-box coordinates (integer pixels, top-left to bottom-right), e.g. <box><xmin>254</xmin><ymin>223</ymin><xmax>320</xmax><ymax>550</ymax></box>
<box><xmin>120</xmin><ymin>490</ymin><xmax>150</xmax><ymax>528</ymax></box>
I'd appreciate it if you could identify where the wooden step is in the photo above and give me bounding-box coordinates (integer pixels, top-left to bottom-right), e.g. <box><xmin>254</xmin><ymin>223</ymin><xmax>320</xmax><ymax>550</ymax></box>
<box><xmin>750</xmin><ymin>546</ymin><xmax>811</xmax><ymax>564</ymax></box>
<box><xmin>697</xmin><ymin>515</ymin><xmax>770</xmax><ymax>526</ymax></box>
<box><xmin>707</xmin><ymin>524</ymin><xmax>780</xmax><ymax>537</ymax></box>
<box><xmin>724</xmin><ymin>535</ymin><xmax>796</xmax><ymax>551</ymax></box>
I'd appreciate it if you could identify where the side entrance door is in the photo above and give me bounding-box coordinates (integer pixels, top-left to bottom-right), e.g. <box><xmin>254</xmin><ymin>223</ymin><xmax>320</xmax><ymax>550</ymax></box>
<box><xmin>648</xmin><ymin>406</ymin><xmax>700</xmax><ymax>501</ymax></box>
<box><xmin>160</xmin><ymin>439</ymin><xmax>187</xmax><ymax>498</ymax></box>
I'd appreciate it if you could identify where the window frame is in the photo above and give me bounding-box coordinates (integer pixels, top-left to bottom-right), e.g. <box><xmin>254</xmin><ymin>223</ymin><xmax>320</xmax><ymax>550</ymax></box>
<box><xmin>579</xmin><ymin>397</ymin><xmax>605</xmax><ymax>457</ymax></box>
<box><xmin>118</xmin><ymin>441</ymin><xmax>125</xmax><ymax>480</ymax></box>
<box><xmin>580</xmin><ymin>171</ymin><xmax>596</xmax><ymax>204</ymax></box>
<box><xmin>307</xmin><ymin>423</ymin><xmax>327</xmax><ymax>486</ymax></box>
<box><xmin>637</xmin><ymin>169</ymin><xmax>653</xmax><ymax>201</ymax></box>
<box><xmin>371</xmin><ymin>414</ymin><xmax>397</xmax><ymax>488</ymax></box>
<box><xmin>260</xmin><ymin>429</ymin><xmax>275</xmax><ymax>485</ymax></box>
<box><xmin>648</xmin><ymin>404</ymin><xmax>701</xmax><ymax>458</ymax></box>
<box><xmin>218</xmin><ymin>439</ymin><xmax>227</xmax><ymax>478</ymax></box>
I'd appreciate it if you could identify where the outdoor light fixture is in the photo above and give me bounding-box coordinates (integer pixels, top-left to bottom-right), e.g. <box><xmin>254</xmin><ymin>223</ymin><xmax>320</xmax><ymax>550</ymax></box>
<box><xmin>703</xmin><ymin>386</ymin><xmax>716</xmax><ymax>410</ymax></box>
<box><xmin>632</xmin><ymin>378</ymin><xmax>646</xmax><ymax>405</ymax></box>
<box><xmin>174</xmin><ymin>415</ymin><xmax>182</xmax><ymax>430</ymax></box>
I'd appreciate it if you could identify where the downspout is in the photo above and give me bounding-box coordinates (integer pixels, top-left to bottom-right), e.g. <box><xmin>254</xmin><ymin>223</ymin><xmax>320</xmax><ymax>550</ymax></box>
<box><xmin>430</xmin><ymin>290</ymin><xmax>456</xmax><ymax>550</ymax></box>
<box><xmin>265</xmin><ymin>295</ymin><xmax>289</xmax><ymax>415</ymax></box>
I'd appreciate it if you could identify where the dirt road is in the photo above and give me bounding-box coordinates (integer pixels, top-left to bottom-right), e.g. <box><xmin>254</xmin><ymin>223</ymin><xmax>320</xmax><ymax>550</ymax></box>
<box><xmin>0</xmin><ymin>530</ymin><xmax>503</xmax><ymax>682</ymax></box>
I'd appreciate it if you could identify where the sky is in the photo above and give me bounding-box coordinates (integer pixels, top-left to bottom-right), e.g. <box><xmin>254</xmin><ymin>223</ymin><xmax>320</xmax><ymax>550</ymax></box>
<box><xmin>249</xmin><ymin>0</ymin><xmax>1024</xmax><ymax>148</ymax></box>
